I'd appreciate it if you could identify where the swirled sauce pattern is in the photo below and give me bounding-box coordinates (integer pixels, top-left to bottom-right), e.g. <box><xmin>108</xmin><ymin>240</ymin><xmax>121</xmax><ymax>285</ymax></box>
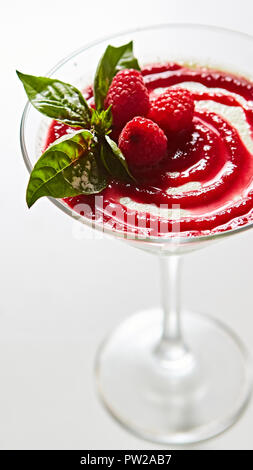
<box><xmin>46</xmin><ymin>63</ymin><xmax>253</xmax><ymax>238</ymax></box>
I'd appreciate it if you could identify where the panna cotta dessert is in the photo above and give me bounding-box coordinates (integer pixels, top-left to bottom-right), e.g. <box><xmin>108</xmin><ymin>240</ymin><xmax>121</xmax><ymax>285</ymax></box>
<box><xmin>18</xmin><ymin>42</ymin><xmax>253</xmax><ymax>238</ymax></box>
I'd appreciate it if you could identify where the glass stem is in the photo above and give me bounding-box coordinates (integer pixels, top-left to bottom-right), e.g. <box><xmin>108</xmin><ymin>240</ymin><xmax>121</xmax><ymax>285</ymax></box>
<box><xmin>156</xmin><ymin>255</ymin><xmax>188</xmax><ymax>362</ymax></box>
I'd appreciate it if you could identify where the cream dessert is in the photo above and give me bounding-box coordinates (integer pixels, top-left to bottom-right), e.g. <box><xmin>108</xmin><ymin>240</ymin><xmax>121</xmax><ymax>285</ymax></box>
<box><xmin>44</xmin><ymin>63</ymin><xmax>253</xmax><ymax>238</ymax></box>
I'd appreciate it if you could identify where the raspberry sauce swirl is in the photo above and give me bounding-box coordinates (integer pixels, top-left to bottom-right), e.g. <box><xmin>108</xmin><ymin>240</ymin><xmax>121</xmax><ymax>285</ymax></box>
<box><xmin>45</xmin><ymin>63</ymin><xmax>253</xmax><ymax>238</ymax></box>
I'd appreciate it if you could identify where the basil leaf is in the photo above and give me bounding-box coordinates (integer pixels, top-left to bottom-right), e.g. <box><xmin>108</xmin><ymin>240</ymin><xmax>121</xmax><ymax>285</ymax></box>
<box><xmin>63</xmin><ymin>150</ymin><xmax>108</xmax><ymax>195</ymax></box>
<box><xmin>100</xmin><ymin>135</ymin><xmax>136</xmax><ymax>182</ymax></box>
<box><xmin>26</xmin><ymin>130</ymin><xmax>100</xmax><ymax>207</ymax></box>
<box><xmin>17</xmin><ymin>71</ymin><xmax>91</xmax><ymax>127</ymax></box>
<box><xmin>91</xmin><ymin>106</ymin><xmax>112</xmax><ymax>135</ymax></box>
<box><xmin>94</xmin><ymin>41</ymin><xmax>140</xmax><ymax>111</ymax></box>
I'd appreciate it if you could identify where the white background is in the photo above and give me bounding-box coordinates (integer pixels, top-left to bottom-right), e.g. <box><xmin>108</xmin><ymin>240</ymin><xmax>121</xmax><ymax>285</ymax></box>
<box><xmin>1</xmin><ymin>0</ymin><xmax>253</xmax><ymax>450</ymax></box>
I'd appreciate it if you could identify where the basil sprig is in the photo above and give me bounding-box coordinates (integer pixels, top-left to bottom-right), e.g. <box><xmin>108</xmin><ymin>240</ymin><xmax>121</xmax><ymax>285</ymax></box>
<box><xmin>18</xmin><ymin>40</ymin><xmax>140</xmax><ymax>207</ymax></box>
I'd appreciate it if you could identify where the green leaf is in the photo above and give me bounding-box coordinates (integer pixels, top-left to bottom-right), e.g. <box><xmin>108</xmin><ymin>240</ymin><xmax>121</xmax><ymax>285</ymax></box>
<box><xmin>26</xmin><ymin>130</ymin><xmax>107</xmax><ymax>207</ymax></box>
<box><xmin>100</xmin><ymin>135</ymin><xmax>136</xmax><ymax>182</ymax></box>
<box><xmin>17</xmin><ymin>71</ymin><xmax>91</xmax><ymax>127</ymax></box>
<box><xmin>63</xmin><ymin>150</ymin><xmax>108</xmax><ymax>195</ymax></box>
<box><xmin>94</xmin><ymin>41</ymin><xmax>140</xmax><ymax>111</ymax></box>
<box><xmin>91</xmin><ymin>106</ymin><xmax>112</xmax><ymax>135</ymax></box>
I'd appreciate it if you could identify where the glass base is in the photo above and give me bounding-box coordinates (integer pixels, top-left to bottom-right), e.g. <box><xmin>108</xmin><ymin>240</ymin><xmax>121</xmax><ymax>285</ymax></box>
<box><xmin>95</xmin><ymin>310</ymin><xmax>252</xmax><ymax>445</ymax></box>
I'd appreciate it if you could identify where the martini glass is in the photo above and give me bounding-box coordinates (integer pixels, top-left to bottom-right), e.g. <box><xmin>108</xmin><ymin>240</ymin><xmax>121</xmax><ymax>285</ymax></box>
<box><xmin>20</xmin><ymin>24</ymin><xmax>253</xmax><ymax>444</ymax></box>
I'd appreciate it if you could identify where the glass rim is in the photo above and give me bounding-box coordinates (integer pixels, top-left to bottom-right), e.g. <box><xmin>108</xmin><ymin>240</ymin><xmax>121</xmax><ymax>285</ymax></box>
<box><xmin>20</xmin><ymin>22</ymin><xmax>253</xmax><ymax>245</ymax></box>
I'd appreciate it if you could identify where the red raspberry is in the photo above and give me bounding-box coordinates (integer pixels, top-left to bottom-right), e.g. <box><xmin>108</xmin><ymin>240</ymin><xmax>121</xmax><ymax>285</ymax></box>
<box><xmin>148</xmin><ymin>88</ymin><xmax>194</xmax><ymax>134</ymax></box>
<box><xmin>104</xmin><ymin>69</ymin><xmax>150</xmax><ymax>128</ymax></box>
<box><xmin>118</xmin><ymin>117</ymin><xmax>167</xmax><ymax>169</ymax></box>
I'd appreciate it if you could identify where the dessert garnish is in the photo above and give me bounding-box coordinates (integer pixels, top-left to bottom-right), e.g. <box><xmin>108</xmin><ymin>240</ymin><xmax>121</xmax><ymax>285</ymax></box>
<box><xmin>148</xmin><ymin>89</ymin><xmax>194</xmax><ymax>134</ymax></box>
<box><xmin>104</xmin><ymin>69</ymin><xmax>150</xmax><ymax>128</ymax></box>
<box><xmin>17</xmin><ymin>41</ymin><xmax>144</xmax><ymax>207</ymax></box>
<box><xmin>118</xmin><ymin>117</ymin><xmax>167</xmax><ymax>168</ymax></box>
